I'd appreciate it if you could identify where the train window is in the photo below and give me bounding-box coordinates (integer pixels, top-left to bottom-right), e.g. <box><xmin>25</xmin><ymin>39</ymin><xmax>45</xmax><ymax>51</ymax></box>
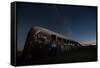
<box><xmin>37</xmin><ymin>32</ymin><xmax>53</xmax><ymax>47</ymax></box>
<box><xmin>63</xmin><ymin>39</ymin><xmax>66</xmax><ymax>43</ymax></box>
<box><xmin>66</xmin><ymin>40</ymin><xmax>69</xmax><ymax>44</ymax></box>
<box><xmin>57</xmin><ymin>37</ymin><xmax>62</xmax><ymax>44</ymax></box>
<box><xmin>50</xmin><ymin>35</ymin><xmax>57</xmax><ymax>47</ymax></box>
<box><xmin>36</xmin><ymin>32</ymin><xmax>47</xmax><ymax>44</ymax></box>
<box><xmin>37</xmin><ymin>32</ymin><xmax>47</xmax><ymax>40</ymax></box>
<box><xmin>51</xmin><ymin>35</ymin><xmax>56</xmax><ymax>41</ymax></box>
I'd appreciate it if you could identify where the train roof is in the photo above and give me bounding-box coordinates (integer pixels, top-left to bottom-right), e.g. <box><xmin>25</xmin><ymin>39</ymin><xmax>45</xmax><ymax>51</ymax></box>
<box><xmin>31</xmin><ymin>26</ymin><xmax>80</xmax><ymax>44</ymax></box>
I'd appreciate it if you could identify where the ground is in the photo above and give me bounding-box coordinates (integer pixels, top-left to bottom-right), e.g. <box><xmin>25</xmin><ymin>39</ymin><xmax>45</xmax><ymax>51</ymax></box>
<box><xmin>16</xmin><ymin>45</ymin><xmax>97</xmax><ymax>66</ymax></box>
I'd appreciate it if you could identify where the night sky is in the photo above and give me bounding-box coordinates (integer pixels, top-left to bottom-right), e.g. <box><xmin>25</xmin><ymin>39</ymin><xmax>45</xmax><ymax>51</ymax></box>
<box><xmin>16</xmin><ymin>3</ymin><xmax>97</xmax><ymax>51</ymax></box>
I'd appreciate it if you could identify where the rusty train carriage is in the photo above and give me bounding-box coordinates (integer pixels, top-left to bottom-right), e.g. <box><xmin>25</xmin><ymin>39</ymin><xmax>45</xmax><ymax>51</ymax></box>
<box><xmin>23</xmin><ymin>26</ymin><xmax>82</xmax><ymax>60</ymax></box>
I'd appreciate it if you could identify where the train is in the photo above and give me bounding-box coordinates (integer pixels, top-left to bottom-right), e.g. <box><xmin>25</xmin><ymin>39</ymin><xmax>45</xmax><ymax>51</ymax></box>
<box><xmin>22</xmin><ymin>26</ymin><xmax>82</xmax><ymax>61</ymax></box>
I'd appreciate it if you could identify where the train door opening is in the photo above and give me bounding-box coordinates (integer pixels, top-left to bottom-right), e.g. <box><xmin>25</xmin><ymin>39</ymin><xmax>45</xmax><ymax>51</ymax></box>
<box><xmin>50</xmin><ymin>34</ymin><xmax>57</xmax><ymax>56</ymax></box>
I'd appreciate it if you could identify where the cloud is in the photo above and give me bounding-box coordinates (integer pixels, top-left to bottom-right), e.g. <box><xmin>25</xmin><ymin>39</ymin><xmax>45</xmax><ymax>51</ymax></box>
<box><xmin>81</xmin><ymin>40</ymin><xmax>96</xmax><ymax>46</ymax></box>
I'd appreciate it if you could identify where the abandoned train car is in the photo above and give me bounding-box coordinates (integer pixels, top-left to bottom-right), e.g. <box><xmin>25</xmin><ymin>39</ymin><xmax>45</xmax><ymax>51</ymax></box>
<box><xmin>22</xmin><ymin>26</ymin><xmax>82</xmax><ymax>60</ymax></box>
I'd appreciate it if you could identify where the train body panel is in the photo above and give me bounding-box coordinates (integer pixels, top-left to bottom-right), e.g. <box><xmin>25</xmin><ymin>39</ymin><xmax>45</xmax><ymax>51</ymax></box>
<box><xmin>23</xmin><ymin>26</ymin><xmax>82</xmax><ymax>60</ymax></box>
